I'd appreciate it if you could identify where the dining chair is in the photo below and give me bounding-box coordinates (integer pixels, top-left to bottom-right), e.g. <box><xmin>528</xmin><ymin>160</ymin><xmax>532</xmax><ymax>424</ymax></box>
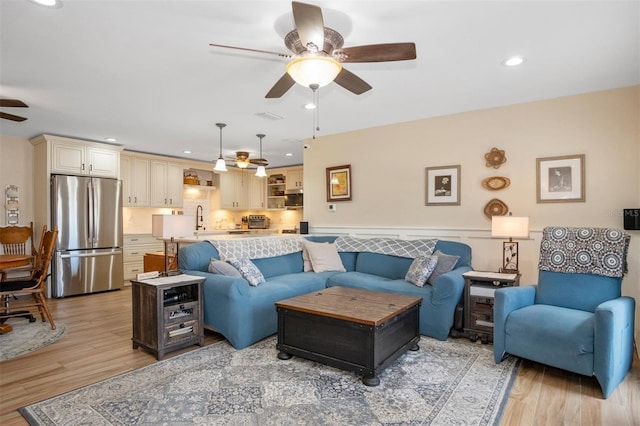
<box><xmin>0</xmin><ymin>226</ymin><xmax>59</xmax><ymax>329</ymax></box>
<box><xmin>0</xmin><ymin>222</ymin><xmax>37</xmax><ymax>280</ymax></box>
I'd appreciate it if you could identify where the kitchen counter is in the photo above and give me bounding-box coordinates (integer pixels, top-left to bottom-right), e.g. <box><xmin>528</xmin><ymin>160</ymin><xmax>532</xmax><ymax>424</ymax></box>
<box><xmin>179</xmin><ymin>229</ymin><xmax>284</xmax><ymax>242</ymax></box>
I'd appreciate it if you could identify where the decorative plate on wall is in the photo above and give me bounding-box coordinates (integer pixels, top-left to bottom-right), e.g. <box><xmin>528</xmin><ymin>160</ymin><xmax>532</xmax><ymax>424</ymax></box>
<box><xmin>484</xmin><ymin>198</ymin><xmax>509</xmax><ymax>219</ymax></box>
<box><xmin>484</xmin><ymin>147</ymin><xmax>506</xmax><ymax>169</ymax></box>
<box><xmin>481</xmin><ymin>176</ymin><xmax>511</xmax><ymax>190</ymax></box>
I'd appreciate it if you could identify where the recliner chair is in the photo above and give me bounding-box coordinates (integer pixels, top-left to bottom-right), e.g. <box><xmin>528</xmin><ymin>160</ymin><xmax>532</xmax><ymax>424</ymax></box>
<box><xmin>493</xmin><ymin>226</ymin><xmax>634</xmax><ymax>398</ymax></box>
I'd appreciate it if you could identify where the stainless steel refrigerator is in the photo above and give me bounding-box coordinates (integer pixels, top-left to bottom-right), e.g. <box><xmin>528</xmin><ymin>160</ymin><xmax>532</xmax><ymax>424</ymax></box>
<box><xmin>51</xmin><ymin>174</ymin><xmax>124</xmax><ymax>297</ymax></box>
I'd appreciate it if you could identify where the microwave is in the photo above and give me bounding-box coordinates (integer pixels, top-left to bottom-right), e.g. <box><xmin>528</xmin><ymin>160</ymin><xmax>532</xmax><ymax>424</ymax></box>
<box><xmin>284</xmin><ymin>191</ymin><xmax>303</xmax><ymax>209</ymax></box>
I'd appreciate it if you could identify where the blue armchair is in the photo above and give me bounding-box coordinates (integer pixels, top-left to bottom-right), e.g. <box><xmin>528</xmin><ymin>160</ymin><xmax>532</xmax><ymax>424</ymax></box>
<box><xmin>493</xmin><ymin>227</ymin><xmax>634</xmax><ymax>398</ymax></box>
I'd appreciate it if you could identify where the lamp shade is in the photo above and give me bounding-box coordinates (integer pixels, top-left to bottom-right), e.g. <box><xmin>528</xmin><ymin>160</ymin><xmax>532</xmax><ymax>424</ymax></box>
<box><xmin>255</xmin><ymin>165</ymin><xmax>267</xmax><ymax>177</ymax></box>
<box><xmin>286</xmin><ymin>56</ymin><xmax>342</xmax><ymax>88</ymax></box>
<box><xmin>213</xmin><ymin>157</ymin><xmax>227</xmax><ymax>172</ymax></box>
<box><xmin>152</xmin><ymin>214</ymin><xmax>195</xmax><ymax>239</ymax></box>
<box><xmin>491</xmin><ymin>216</ymin><xmax>530</xmax><ymax>239</ymax></box>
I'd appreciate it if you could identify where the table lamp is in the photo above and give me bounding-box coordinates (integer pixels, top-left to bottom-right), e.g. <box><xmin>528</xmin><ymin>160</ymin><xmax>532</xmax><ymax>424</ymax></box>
<box><xmin>491</xmin><ymin>214</ymin><xmax>529</xmax><ymax>273</ymax></box>
<box><xmin>152</xmin><ymin>214</ymin><xmax>194</xmax><ymax>275</ymax></box>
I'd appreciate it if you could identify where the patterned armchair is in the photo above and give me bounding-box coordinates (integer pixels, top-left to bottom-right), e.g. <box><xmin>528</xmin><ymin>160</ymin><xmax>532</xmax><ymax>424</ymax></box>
<box><xmin>493</xmin><ymin>227</ymin><xmax>634</xmax><ymax>398</ymax></box>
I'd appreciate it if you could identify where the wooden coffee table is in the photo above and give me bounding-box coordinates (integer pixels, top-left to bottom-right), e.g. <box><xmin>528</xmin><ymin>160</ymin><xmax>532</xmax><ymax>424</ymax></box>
<box><xmin>275</xmin><ymin>286</ymin><xmax>422</xmax><ymax>386</ymax></box>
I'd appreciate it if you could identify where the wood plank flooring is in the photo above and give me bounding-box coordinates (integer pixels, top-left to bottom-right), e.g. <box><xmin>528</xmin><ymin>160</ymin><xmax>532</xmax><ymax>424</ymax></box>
<box><xmin>1</xmin><ymin>287</ymin><xmax>638</xmax><ymax>425</ymax></box>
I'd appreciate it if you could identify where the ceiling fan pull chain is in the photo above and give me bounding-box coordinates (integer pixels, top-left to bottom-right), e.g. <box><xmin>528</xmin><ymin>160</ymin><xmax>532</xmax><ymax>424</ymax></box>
<box><xmin>310</xmin><ymin>83</ymin><xmax>320</xmax><ymax>139</ymax></box>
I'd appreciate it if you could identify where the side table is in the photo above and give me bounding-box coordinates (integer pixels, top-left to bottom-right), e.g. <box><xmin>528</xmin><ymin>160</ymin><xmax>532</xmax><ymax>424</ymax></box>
<box><xmin>462</xmin><ymin>271</ymin><xmax>520</xmax><ymax>344</ymax></box>
<box><xmin>131</xmin><ymin>274</ymin><xmax>205</xmax><ymax>360</ymax></box>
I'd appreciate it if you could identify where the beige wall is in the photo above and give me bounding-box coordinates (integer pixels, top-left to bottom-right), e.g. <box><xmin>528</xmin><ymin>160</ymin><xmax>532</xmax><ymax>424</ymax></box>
<box><xmin>0</xmin><ymin>134</ymin><xmax>34</xmax><ymax>229</ymax></box>
<box><xmin>303</xmin><ymin>86</ymin><xmax>640</xmax><ymax>346</ymax></box>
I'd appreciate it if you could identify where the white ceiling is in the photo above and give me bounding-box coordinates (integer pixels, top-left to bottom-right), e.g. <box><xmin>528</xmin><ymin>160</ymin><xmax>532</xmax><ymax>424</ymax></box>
<box><xmin>1</xmin><ymin>1</ymin><xmax>638</xmax><ymax>168</ymax></box>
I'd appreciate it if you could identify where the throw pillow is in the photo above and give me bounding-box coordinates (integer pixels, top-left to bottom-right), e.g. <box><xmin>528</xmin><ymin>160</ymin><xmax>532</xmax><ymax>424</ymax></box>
<box><xmin>405</xmin><ymin>254</ymin><xmax>439</xmax><ymax>287</ymax></box>
<box><xmin>303</xmin><ymin>240</ymin><xmax>346</xmax><ymax>273</ymax></box>
<box><xmin>301</xmin><ymin>244</ymin><xmax>316</xmax><ymax>272</ymax></box>
<box><xmin>227</xmin><ymin>258</ymin><xmax>266</xmax><ymax>286</ymax></box>
<box><xmin>208</xmin><ymin>258</ymin><xmax>242</xmax><ymax>277</ymax></box>
<box><xmin>427</xmin><ymin>250</ymin><xmax>461</xmax><ymax>284</ymax></box>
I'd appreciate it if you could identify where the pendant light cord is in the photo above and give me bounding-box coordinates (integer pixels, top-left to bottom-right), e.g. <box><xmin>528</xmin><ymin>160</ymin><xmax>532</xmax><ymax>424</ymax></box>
<box><xmin>310</xmin><ymin>84</ymin><xmax>320</xmax><ymax>139</ymax></box>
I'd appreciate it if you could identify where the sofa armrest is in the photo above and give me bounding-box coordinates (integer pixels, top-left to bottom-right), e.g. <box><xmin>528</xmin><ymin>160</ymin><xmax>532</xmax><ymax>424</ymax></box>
<box><xmin>431</xmin><ymin>265</ymin><xmax>471</xmax><ymax>303</ymax></box>
<box><xmin>493</xmin><ymin>285</ymin><xmax>537</xmax><ymax>363</ymax></box>
<box><xmin>593</xmin><ymin>296</ymin><xmax>636</xmax><ymax>398</ymax></box>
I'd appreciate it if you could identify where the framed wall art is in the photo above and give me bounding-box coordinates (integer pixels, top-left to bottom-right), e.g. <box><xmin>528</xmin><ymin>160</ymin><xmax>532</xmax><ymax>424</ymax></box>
<box><xmin>536</xmin><ymin>154</ymin><xmax>585</xmax><ymax>203</ymax></box>
<box><xmin>326</xmin><ymin>164</ymin><xmax>352</xmax><ymax>201</ymax></box>
<box><xmin>425</xmin><ymin>165</ymin><xmax>461</xmax><ymax>206</ymax></box>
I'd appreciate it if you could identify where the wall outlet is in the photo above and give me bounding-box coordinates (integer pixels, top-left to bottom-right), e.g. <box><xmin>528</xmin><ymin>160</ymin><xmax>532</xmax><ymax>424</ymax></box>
<box><xmin>328</xmin><ymin>203</ymin><xmax>336</xmax><ymax>212</ymax></box>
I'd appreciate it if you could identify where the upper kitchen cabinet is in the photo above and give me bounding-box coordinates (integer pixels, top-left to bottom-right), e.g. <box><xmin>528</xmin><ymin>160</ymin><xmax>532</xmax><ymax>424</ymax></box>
<box><xmin>285</xmin><ymin>168</ymin><xmax>303</xmax><ymax>191</ymax></box>
<box><xmin>31</xmin><ymin>134</ymin><xmax>121</xmax><ymax>178</ymax></box>
<box><xmin>249</xmin><ymin>175</ymin><xmax>266</xmax><ymax>210</ymax></box>
<box><xmin>150</xmin><ymin>161</ymin><xmax>183</xmax><ymax>208</ymax></box>
<box><xmin>218</xmin><ymin>170</ymin><xmax>248</xmax><ymax>210</ymax></box>
<box><xmin>121</xmin><ymin>155</ymin><xmax>150</xmax><ymax>207</ymax></box>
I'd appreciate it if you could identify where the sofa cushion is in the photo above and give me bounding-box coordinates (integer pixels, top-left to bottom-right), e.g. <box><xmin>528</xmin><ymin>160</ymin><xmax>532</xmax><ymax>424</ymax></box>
<box><xmin>427</xmin><ymin>250</ymin><xmax>460</xmax><ymax>285</ymax></box>
<box><xmin>303</xmin><ymin>240</ymin><xmax>346</xmax><ymax>272</ymax></box>
<box><xmin>405</xmin><ymin>254</ymin><xmax>438</xmax><ymax>287</ymax></box>
<box><xmin>252</xmin><ymin>251</ymin><xmax>303</xmax><ymax>279</ymax></box>
<box><xmin>328</xmin><ymin>271</ymin><xmax>433</xmax><ymax>301</ymax></box>
<box><xmin>505</xmin><ymin>304</ymin><xmax>594</xmax><ymax>376</ymax></box>
<box><xmin>227</xmin><ymin>258</ymin><xmax>265</xmax><ymax>286</ymax></box>
<box><xmin>208</xmin><ymin>259</ymin><xmax>242</xmax><ymax>277</ymax></box>
<box><xmin>356</xmin><ymin>252</ymin><xmax>413</xmax><ymax>280</ymax></box>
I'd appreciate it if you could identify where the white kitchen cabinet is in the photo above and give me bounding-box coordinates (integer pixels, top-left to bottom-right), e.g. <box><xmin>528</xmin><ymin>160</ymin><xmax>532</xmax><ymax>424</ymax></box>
<box><xmin>285</xmin><ymin>168</ymin><xmax>303</xmax><ymax>191</ymax></box>
<box><xmin>218</xmin><ymin>170</ymin><xmax>248</xmax><ymax>210</ymax></box>
<box><xmin>49</xmin><ymin>138</ymin><xmax>120</xmax><ymax>178</ymax></box>
<box><xmin>249</xmin><ymin>175</ymin><xmax>266</xmax><ymax>210</ymax></box>
<box><xmin>123</xmin><ymin>234</ymin><xmax>164</xmax><ymax>282</ymax></box>
<box><xmin>121</xmin><ymin>155</ymin><xmax>150</xmax><ymax>207</ymax></box>
<box><xmin>150</xmin><ymin>161</ymin><xmax>183</xmax><ymax>208</ymax></box>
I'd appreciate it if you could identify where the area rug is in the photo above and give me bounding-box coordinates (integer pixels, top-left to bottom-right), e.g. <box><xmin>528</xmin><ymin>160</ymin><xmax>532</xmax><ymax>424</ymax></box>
<box><xmin>0</xmin><ymin>318</ymin><xmax>66</xmax><ymax>362</ymax></box>
<box><xmin>19</xmin><ymin>335</ymin><xmax>520</xmax><ymax>425</ymax></box>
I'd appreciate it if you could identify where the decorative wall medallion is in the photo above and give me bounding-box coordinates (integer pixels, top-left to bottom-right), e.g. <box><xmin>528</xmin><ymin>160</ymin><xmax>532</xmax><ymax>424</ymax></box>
<box><xmin>484</xmin><ymin>198</ymin><xmax>509</xmax><ymax>219</ymax></box>
<box><xmin>484</xmin><ymin>147</ymin><xmax>506</xmax><ymax>169</ymax></box>
<box><xmin>481</xmin><ymin>176</ymin><xmax>511</xmax><ymax>190</ymax></box>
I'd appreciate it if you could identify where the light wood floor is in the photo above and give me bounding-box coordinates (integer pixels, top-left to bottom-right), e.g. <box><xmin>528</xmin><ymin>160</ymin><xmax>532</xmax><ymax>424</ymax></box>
<box><xmin>0</xmin><ymin>287</ymin><xmax>638</xmax><ymax>426</ymax></box>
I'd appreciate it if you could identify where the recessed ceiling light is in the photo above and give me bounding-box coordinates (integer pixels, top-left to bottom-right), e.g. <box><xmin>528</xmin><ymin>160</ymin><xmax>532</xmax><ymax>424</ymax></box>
<box><xmin>285</xmin><ymin>153</ymin><xmax>293</xmax><ymax>156</ymax></box>
<box><xmin>29</xmin><ymin>0</ymin><xmax>63</xmax><ymax>8</ymax></box>
<box><xmin>183</xmin><ymin>150</ymin><xmax>192</xmax><ymax>154</ymax></box>
<box><xmin>503</xmin><ymin>56</ymin><xmax>525</xmax><ymax>67</ymax></box>
<box><xmin>104</xmin><ymin>137</ymin><xmax>117</xmax><ymax>142</ymax></box>
<box><xmin>304</xmin><ymin>103</ymin><xmax>317</xmax><ymax>110</ymax></box>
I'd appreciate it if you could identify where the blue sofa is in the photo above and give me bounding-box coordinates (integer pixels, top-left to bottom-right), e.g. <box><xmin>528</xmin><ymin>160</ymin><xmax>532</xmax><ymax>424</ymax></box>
<box><xmin>179</xmin><ymin>236</ymin><xmax>472</xmax><ymax>349</ymax></box>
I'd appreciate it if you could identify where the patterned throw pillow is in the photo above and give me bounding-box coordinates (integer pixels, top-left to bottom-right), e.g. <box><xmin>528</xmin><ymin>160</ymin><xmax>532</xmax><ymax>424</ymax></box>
<box><xmin>405</xmin><ymin>254</ymin><xmax>439</xmax><ymax>287</ymax></box>
<box><xmin>426</xmin><ymin>250</ymin><xmax>460</xmax><ymax>284</ymax></box>
<box><xmin>227</xmin><ymin>258</ymin><xmax>265</xmax><ymax>286</ymax></box>
<box><xmin>208</xmin><ymin>258</ymin><xmax>242</xmax><ymax>277</ymax></box>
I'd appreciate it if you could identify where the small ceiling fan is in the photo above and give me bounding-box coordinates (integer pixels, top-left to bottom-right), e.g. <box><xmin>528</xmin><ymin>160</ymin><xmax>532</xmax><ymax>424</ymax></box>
<box><xmin>226</xmin><ymin>151</ymin><xmax>269</xmax><ymax>169</ymax></box>
<box><xmin>0</xmin><ymin>99</ymin><xmax>28</xmax><ymax>122</ymax></box>
<box><xmin>210</xmin><ymin>1</ymin><xmax>416</xmax><ymax>98</ymax></box>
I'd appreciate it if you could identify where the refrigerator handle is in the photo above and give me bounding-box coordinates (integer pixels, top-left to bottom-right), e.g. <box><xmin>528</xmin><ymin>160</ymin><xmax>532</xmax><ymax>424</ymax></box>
<box><xmin>87</xmin><ymin>180</ymin><xmax>95</xmax><ymax>246</ymax></box>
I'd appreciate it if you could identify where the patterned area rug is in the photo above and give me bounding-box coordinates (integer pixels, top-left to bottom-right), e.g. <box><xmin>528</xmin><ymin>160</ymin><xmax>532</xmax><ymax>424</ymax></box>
<box><xmin>0</xmin><ymin>318</ymin><xmax>66</xmax><ymax>361</ymax></box>
<box><xmin>20</xmin><ymin>335</ymin><xmax>519</xmax><ymax>425</ymax></box>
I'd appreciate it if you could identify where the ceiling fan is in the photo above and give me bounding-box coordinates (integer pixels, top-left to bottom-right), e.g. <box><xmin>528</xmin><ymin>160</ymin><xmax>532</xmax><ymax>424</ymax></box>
<box><xmin>209</xmin><ymin>1</ymin><xmax>417</xmax><ymax>98</ymax></box>
<box><xmin>226</xmin><ymin>151</ymin><xmax>269</xmax><ymax>169</ymax></box>
<box><xmin>0</xmin><ymin>99</ymin><xmax>28</xmax><ymax>122</ymax></box>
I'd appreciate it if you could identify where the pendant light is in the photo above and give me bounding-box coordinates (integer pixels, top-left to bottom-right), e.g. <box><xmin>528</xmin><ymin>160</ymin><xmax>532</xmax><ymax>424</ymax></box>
<box><xmin>255</xmin><ymin>133</ymin><xmax>267</xmax><ymax>178</ymax></box>
<box><xmin>213</xmin><ymin>122</ymin><xmax>227</xmax><ymax>172</ymax></box>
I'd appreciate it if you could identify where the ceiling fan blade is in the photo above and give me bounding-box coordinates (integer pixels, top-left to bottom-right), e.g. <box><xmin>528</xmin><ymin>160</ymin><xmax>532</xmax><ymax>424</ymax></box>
<box><xmin>250</xmin><ymin>158</ymin><xmax>269</xmax><ymax>166</ymax></box>
<box><xmin>292</xmin><ymin>1</ymin><xmax>325</xmax><ymax>52</ymax></box>
<box><xmin>209</xmin><ymin>43</ymin><xmax>291</xmax><ymax>59</ymax></box>
<box><xmin>0</xmin><ymin>99</ymin><xmax>28</xmax><ymax>108</ymax></box>
<box><xmin>333</xmin><ymin>68</ymin><xmax>372</xmax><ymax>95</ymax></box>
<box><xmin>0</xmin><ymin>111</ymin><xmax>28</xmax><ymax>122</ymax></box>
<box><xmin>265</xmin><ymin>73</ymin><xmax>296</xmax><ymax>98</ymax></box>
<box><xmin>334</xmin><ymin>43</ymin><xmax>417</xmax><ymax>63</ymax></box>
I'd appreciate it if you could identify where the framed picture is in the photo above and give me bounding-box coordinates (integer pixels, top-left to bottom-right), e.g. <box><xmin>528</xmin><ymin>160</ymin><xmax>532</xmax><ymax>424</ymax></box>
<box><xmin>425</xmin><ymin>165</ymin><xmax>461</xmax><ymax>206</ymax></box>
<box><xmin>536</xmin><ymin>154</ymin><xmax>585</xmax><ymax>203</ymax></box>
<box><xmin>326</xmin><ymin>164</ymin><xmax>352</xmax><ymax>201</ymax></box>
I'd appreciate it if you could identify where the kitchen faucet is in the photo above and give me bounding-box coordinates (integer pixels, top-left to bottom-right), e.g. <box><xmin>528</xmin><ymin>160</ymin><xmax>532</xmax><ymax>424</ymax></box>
<box><xmin>196</xmin><ymin>205</ymin><xmax>204</xmax><ymax>230</ymax></box>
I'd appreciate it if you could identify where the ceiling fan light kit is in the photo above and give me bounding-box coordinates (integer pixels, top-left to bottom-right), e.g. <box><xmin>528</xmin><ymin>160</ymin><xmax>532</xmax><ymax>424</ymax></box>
<box><xmin>255</xmin><ymin>134</ymin><xmax>268</xmax><ymax>177</ymax></box>
<box><xmin>213</xmin><ymin>123</ymin><xmax>228</xmax><ymax>172</ymax></box>
<box><xmin>286</xmin><ymin>56</ymin><xmax>342</xmax><ymax>88</ymax></box>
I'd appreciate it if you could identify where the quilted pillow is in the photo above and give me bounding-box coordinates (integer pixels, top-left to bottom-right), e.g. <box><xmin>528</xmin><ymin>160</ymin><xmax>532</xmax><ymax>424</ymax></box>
<box><xmin>208</xmin><ymin>258</ymin><xmax>242</xmax><ymax>277</ymax></box>
<box><xmin>227</xmin><ymin>258</ymin><xmax>265</xmax><ymax>286</ymax></box>
<box><xmin>405</xmin><ymin>254</ymin><xmax>439</xmax><ymax>287</ymax></box>
<box><xmin>303</xmin><ymin>240</ymin><xmax>346</xmax><ymax>273</ymax></box>
<box><xmin>426</xmin><ymin>250</ymin><xmax>460</xmax><ymax>284</ymax></box>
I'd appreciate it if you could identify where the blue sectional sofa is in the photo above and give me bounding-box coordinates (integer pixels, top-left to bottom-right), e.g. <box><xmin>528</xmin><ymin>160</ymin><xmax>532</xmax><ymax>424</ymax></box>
<box><xmin>179</xmin><ymin>236</ymin><xmax>472</xmax><ymax>349</ymax></box>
